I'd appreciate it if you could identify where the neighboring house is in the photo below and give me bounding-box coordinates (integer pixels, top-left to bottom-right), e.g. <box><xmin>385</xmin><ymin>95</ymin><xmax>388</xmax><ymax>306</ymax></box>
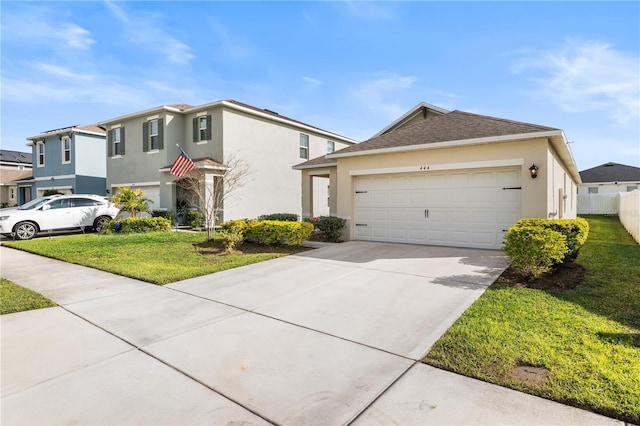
<box><xmin>0</xmin><ymin>149</ymin><xmax>32</xmax><ymax>206</ymax></box>
<box><xmin>22</xmin><ymin>125</ymin><xmax>107</xmax><ymax>204</ymax></box>
<box><xmin>577</xmin><ymin>162</ymin><xmax>640</xmax><ymax>215</ymax></box>
<box><xmin>98</xmin><ymin>100</ymin><xmax>356</xmax><ymax>221</ymax></box>
<box><xmin>295</xmin><ymin>102</ymin><xmax>581</xmax><ymax>250</ymax></box>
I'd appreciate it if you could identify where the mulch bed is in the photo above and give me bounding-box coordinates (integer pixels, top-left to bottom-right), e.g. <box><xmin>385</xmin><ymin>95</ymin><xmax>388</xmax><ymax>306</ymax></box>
<box><xmin>495</xmin><ymin>263</ymin><xmax>586</xmax><ymax>291</ymax></box>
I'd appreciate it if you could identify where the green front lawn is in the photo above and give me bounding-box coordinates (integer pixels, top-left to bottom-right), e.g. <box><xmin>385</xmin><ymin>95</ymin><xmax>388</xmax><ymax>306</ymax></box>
<box><xmin>3</xmin><ymin>232</ymin><xmax>306</xmax><ymax>285</ymax></box>
<box><xmin>424</xmin><ymin>216</ymin><xmax>640</xmax><ymax>423</ymax></box>
<box><xmin>1</xmin><ymin>278</ymin><xmax>56</xmax><ymax>315</ymax></box>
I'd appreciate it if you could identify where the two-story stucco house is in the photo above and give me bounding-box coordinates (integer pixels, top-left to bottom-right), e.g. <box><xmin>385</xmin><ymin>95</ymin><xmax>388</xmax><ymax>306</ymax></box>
<box><xmin>0</xmin><ymin>149</ymin><xmax>32</xmax><ymax>206</ymax></box>
<box><xmin>22</xmin><ymin>125</ymin><xmax>107</xmax><ymax>204</ymax></box>
<box><xmin>295</xmin><ymin>102</ymin><xmax>581</xmax><ymax>250</ymax></box>
<box><xmin>98</xmin><ymin>100</ymin><xmax>357</xmax><ymax>221</ymax></box>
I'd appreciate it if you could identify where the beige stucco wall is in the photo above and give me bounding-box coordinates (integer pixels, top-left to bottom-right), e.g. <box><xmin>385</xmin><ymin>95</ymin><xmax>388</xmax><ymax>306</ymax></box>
<box><xmin>298</xmin><ymin>136</ymin><xmax>579</xmax><ymax>241</ymax></box>
<box><xmin>222</xmin><ymin>108</ymin><xmax>351</xmax><ymax>221</ymax></box>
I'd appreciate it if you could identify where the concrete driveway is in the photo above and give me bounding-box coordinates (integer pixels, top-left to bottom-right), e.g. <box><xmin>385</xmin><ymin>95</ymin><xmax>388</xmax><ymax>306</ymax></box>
<box><xmin>0</xmin><ymin>242</ymin><xmax>620</xmax><ymax>425</ymax></box>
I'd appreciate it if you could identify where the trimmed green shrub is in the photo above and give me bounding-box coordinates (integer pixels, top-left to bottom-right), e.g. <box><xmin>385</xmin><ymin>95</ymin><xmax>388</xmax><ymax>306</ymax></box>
<box><xmin>183</xmin><ymin>210</ymin><xmax>203</xmax><ymax>228</ymax></box>
<box><xmin>221</xmin><ymin>219</ymin><xmax>313</xmax><ymax>246</ymax></box>
<box><xmin>102</xmin><ymin>217</ymin><xmax>172</xmax><ymax>234</ymax></box>
<box><xmin>314</xmin><ymin>216</ymin><xmax>346</xmax><ymax>242</ymax></box>
<box><xmin>256</xmin><ymin>213</ymin><xmax>299</xmax><ymax>222</ymax></box>
<box><xmin>503</xmin><ymin>226</ymin><xmax>568</xmax><ymax>279</ymax></box>
<box><xmin>218</xmin><ymin>224</ymin><xmax>245</xmax><ymax>253</ymax></box>
<box><xmin>515</xmin><ymin>218</ymin><xmax>589</xmax><ymax>262</ymax></box>
<box><xmin>151</xmin><ymin>210</ymin><xmax>176</xmax><ymax>225</ymax></box>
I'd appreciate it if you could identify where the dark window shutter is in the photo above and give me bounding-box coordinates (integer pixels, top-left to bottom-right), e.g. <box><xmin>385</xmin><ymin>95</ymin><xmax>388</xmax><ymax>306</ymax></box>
<box><xmin>107</xmin><ymin>129</ymin><xmax>113</xmax><ymax>157</ymax></box>
<box><xmin>193</xmin><ymin>118</ymin><xmax>198</xmax><ymax>142</ymax></box>
<box><xmin>120</xmin><ymin>127</ymin><xmax>125</xmax><ymax>155</ymax></box>
<box><xmin>205</xmin><ymin>115</ymin><xmax>212</xmax><ymax>140</ymax></box>
<box><xmin>158</xmin><ymin>118</ymin><xmax>164</xmax><ymax>149</ymax></box>
<box><xmin>142</xmin><ymin>121</ymin><xmax>149</xmax><ymax>152</ymax></box>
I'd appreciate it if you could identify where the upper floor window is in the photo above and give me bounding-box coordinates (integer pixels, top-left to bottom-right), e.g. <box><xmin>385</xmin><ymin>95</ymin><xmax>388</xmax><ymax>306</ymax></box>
<box><xmin>36</xmin><ymin>141</ymin><xmax>45</xmax><ymax>167</ymax></box>
<box><xmin>300</xmin><ymin>134</ymin><xmax>309</xmax><ymax>159</ymax></box>
<box><xmin>143</xmin><ymin>118</ymin><xmax>164</xmax><ymax>152</ymax></box>
<box><xmin>327</xmin><ymin>141</ymin><xmax>335</xmax><ymax>153</ymax></box>
<box><xmin>193</xmin><ymin>115</ymin><xmax>212</xmax><ymax>142</ymax></box>
<box><xmin>588</xmin><ymin>187</ymin><xmax>598</xmax><ymax>194</ymax></box>
<box><xmin>109</xmin><ymin>127</ymin><xmax>125</xmax><ymax>156</ymax></box>
<box><xmin>627</xmin><ymin>185</ymin><xmax>638</xmax><ymax>192</ymax></box>
<box><xmin>62</xmin><ymin>137</ymin><xmax>71</xmax><ymax>164</ymax></box>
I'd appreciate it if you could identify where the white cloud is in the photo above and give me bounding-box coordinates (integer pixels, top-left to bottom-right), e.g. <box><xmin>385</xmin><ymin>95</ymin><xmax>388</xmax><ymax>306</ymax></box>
<box><xmin>351</xmin><ymin>73</ymin><xmax>418</xmax><ymax>119</ymax></box>
<box><xmin>104</xmin><ymin>3</ymin><xmax>195</xmax><ymax>65</ymax></box>
<box><xmin>31</xmin><ymin>62</ymin><xmax>95</xmax><ymax>82</ymax></box>
<box><xmin>301</xmin><ymin>76</ymin><xmax>323</xmax><ymax>92</ymax></box>
<box><xmin>513</xmin><ymin>40</ymin><xmax>640</xmax><ymax>125</ymax></box>
<box><xmin>2</xmin><ymin>5</ymin><xmax>95</xmax><ymax>51</ymax></box>
<box><xmin>343</xmin><ymin>1</ymin><xmax>394</xmax><ymax>20</ymax></box>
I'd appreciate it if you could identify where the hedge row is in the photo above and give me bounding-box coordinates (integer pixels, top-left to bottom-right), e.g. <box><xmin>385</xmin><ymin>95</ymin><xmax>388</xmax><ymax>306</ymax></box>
<box><xmin>503</xmin><ymin>218</ymin><xmax>590</xmax><ymax>279</ymax></box>
<box><xmin>221</xmin><ymin>219</ymin><xmax>313</xmax><ymax>246</ymax></box>
<box><xmin>103</xmin><ymin>217</ymin><xmax>172</xmax><ymax>234</ymax></box>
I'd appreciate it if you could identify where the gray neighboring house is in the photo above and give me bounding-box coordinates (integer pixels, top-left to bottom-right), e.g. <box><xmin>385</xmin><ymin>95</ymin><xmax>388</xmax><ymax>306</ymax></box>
<box><xmin>22</xmin><ymin>125</ymin><xmax>107</xmax><ymax>204</ymax></box>
<box><xmin>98</xmin><ymin>100</ymin><xmax>357</xmax><ymax>222</ymax></box>
<box><xmin>577</xmin><ymin>162</ymin><xmax>640</xmax><ymax>214</ymax></box>
<box><xmin>0</xmin><ymin>150</ymin><xmax>32</xmax><ymax>206</ymax></box>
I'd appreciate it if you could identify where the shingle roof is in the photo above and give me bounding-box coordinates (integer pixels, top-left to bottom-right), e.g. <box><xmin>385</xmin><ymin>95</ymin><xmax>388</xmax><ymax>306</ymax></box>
<box><xmin>0</xmin><ymin>149</ymin><xmax>32</xmax><ymax>164</ymax></box>
<box><xmin>293</xmin><ymin>155</ymin><xmax>336</xmax><ymax>169</ymax></box>
<box><xmin>579</xmin><ymin>162</ymin><xmax>640</xmax><ymax>183</ymax></box>
<box><xmin>331</xmin><ymin>110</ymin><xmax>559</xmax><ymax>156</ymax></box>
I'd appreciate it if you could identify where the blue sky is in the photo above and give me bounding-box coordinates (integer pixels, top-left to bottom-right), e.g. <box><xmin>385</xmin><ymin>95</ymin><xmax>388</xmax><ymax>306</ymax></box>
<box><xmin>2</xmin><ymin>1</ymin><xmax>638</xmax><ymax>170</ymax></box>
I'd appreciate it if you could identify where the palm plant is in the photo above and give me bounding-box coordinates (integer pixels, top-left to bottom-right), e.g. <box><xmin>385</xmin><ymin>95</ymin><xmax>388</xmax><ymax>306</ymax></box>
<box><xmin>110</xmin><ymin>187</ymin><xmax>152</xmax><ymax>217</ymax></box>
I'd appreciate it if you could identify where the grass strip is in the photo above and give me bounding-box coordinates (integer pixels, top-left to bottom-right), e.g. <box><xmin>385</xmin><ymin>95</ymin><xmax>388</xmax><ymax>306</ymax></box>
<box><xmin>423</xmin><ymin>216</ymin><xmax>640</xmax><ymax>423</ymax></box>
<box><xmin>1</xmin><ymin>278</ymin><xmax>56</xmax><ymax>315</ymax></box>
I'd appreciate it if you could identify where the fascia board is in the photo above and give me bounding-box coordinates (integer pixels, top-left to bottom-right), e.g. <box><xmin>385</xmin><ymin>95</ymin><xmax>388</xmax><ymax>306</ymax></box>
<box><xmin>292</xmin><ymin>161</ymin><xmax>337</xmax><ymax>170</ymax></box>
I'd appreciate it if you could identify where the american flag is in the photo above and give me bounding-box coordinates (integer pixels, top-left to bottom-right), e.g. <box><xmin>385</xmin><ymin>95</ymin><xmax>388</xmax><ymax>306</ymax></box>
<box><xmin>169</xmin><ymin>148</ymin><xmax>196</xmax><ymax>177</ymax></box>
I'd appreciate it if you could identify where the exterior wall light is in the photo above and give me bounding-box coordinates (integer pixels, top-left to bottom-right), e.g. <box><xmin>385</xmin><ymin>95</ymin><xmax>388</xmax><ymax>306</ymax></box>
<box><xmin>529</xmin><ymin>163</ymin><xmax>539</xmax><ymax>179</ymax></box>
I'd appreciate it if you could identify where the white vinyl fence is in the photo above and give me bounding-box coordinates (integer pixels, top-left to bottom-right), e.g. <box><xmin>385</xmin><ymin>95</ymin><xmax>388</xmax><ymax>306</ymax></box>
<box><xmin>577</xmin><ymin>193</ymin><xmax>619</xmax><ymax>215</ymax></box>
<box><xmin>619</xmin><ymin>190</ymin><xmax>640</xmax><ymax>244</ymax></box>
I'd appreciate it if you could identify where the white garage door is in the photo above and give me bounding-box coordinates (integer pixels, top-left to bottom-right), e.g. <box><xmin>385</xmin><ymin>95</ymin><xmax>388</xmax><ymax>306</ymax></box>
<box><xmin>354</xmin><ymin>168</ymin><xmax>521</xmax><ymax>249</ymax></box>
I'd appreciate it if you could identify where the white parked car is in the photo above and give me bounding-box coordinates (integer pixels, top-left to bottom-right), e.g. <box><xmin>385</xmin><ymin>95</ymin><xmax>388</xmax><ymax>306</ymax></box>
<box><xmin>0</xmin><ymin>194</ymin><xmax>120</xmax><ymax>240</ymax></box>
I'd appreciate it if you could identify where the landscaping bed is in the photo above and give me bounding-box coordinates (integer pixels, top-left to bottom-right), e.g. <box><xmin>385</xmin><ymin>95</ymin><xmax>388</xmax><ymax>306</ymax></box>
<box><xmin>424</xmin><ymin>215</ymin><xmax>640</xmax><ymax>423</ymax></box>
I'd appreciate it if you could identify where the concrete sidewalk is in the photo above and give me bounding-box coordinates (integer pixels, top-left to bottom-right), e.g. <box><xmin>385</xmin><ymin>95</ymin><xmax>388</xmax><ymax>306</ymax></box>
<box><xmin>0</xmin><ymin>244</ymin><xmax>623</xmax><ymax>425</ymax></box>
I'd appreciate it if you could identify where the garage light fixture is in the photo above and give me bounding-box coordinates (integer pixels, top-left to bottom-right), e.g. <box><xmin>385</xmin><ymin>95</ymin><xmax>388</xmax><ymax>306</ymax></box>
<box><xmin>529</xmin><ymin>163</ymin><xmax>539</xmax><ymax>179</ymax></box>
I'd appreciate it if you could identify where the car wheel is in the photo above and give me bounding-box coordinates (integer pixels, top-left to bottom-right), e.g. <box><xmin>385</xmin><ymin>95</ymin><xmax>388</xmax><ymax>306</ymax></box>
<box><xmin>14</xmin><ymin>221</ymin><xmax>38</xmax><ymax>240</ymax></box>
<box><xmin>93</xmin><ymin>216</ymin><xmax>111</xmax><ymax>233</ymax></box>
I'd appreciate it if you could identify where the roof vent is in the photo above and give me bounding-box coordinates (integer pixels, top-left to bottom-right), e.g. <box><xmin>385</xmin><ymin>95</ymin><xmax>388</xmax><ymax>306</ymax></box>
<box><xmin>263</xmin><ymin>109</ymin><xmax>279</xmax><ymax>115</ymax></box>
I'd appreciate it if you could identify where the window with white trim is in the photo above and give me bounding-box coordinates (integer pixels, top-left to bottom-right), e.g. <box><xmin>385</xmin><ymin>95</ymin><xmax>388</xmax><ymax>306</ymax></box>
<box><xmin>300</xmin><ymin>134</ymin><xmax>309</xmax><ymax>159</ymax></box>
<box><xmin>627</xmin><ymin>185</ymin><xmax>638</xmax><ymax>192</ymax></box>
<box><xmin>193</xmin><ymin>115</ymin><xmax>212</xmax><ymax>142</ymax></box>
<box><xmin>588</xmin><ymin>187</ymin><xmax>598</xmax><ymax>194</ymax></box>
<box><xmin>36</xmin><ymin>141</ymin><xmax>45</xmax><ymax>167</ymax></box>
<box><xmin>62</xmin><ymin>137</ymin><xmax>71</xmax><ymax>163</ymax></box>
<box><xmin>143</xmin><ymin>118</ymin><xmax>163</xmax><ymax>152</ymax></box>
<box><xmin>327</xmin><ymin>140</ymin><xmax>335</xmax><ymax>153</ymax></box>
<box><xmin>149</xmin><ymin>119</ymin><xmax>159</xmax><ymax>150</ymax></box>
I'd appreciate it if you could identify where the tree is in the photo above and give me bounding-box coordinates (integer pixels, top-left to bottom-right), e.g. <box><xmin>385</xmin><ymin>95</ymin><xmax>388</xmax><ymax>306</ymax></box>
<box><xmin>176</xmin><ymin>155</ymin><xmax>249</xmax><ymax>240</ymax></box>
<box><xmin>110</xmin><ymin>187</ymin><xmax>152</xmax><ymax>218</ymax></box>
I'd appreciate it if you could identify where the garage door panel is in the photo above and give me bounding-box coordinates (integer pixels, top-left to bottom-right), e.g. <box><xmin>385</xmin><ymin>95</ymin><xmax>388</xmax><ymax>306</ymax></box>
<box><xmin>354</xmin><ymin>168</ymin><xmax>521</xmax><ymax>249</ymax></box>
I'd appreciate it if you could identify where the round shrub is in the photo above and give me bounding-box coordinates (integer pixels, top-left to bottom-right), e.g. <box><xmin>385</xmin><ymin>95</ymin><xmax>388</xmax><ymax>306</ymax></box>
<box><xmin>314</xmin><ymin>216</ymin><xmax>346</xmax><ymax>242</ymax></box>
<box><xmin>503</xmin><ymin>226</ymin><xmax>568</xmax><ymax>279</ymax></box>
<box><xmin>183</xmin><ymin>210</ymin><xmax>203</xmax><ymax>228</ymax></box>
<box><xmin>151</xmin><ymin>210</ymin><xmax>176</xmax><ymax>226</ymax></box>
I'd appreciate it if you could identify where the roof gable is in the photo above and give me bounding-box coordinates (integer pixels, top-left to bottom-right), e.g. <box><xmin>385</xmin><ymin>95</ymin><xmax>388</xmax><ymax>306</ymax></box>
<box><xmin>331</xmin><ymin>110</ymin><xmax>559</xmax><ymax>156</ymax></box>
<box><xmin>579</xmin><ymin>162</ymin><xmax>640</xmax><ymax>183</ymax></box>
<box><xmin>372</xmin><ymin>102</ymin><xmax>449</xmax><ymax>137</ymax></box>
